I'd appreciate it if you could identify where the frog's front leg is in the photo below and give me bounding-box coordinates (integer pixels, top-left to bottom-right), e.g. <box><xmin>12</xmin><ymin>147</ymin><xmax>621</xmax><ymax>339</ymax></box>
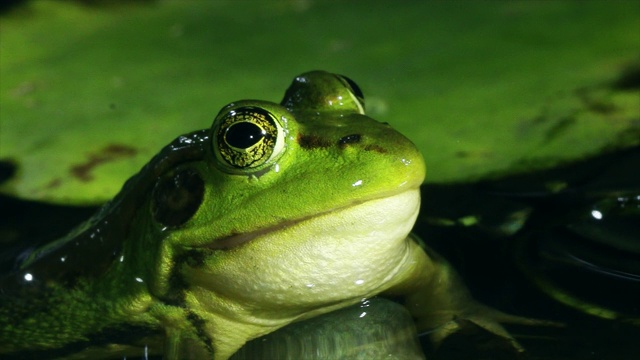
<box><xmin>385</xmin><ymin>235</ymin><xmax>556</xmax><ymax>353</ymax></box>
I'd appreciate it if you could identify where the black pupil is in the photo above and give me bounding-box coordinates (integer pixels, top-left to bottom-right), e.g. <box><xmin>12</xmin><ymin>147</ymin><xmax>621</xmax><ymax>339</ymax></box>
<box><xmin>226</xmin><ymin>122</ymin><xmax>265</xmax><ymax>149</ymax></box>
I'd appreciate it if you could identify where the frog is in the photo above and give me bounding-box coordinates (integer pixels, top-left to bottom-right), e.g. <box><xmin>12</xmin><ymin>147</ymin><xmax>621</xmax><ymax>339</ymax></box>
<box><xmin>231</xmin><ymin>297</ymin><xmax>425</xmax><ymax>360</ymax></box>
<box><xmin>0</xmin><ymin>71</ymin><xmax>532</xmax><ymax>360</ymax></box>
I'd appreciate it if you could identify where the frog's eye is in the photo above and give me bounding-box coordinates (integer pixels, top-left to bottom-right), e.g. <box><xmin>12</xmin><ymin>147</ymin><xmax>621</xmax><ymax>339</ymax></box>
<box><xmin>336</xmin><ymin>75</ymin><xmax>364</xmax><ymax>109</ymax></box>
<box><xmin>213</xmin><ymin>106</ymin><xmax>285</xmax><ymax>170</ymax></box>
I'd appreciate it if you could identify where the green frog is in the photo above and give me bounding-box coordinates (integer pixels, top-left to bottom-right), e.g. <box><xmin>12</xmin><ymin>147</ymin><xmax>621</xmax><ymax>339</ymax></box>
<box><xmin>0</xmin><ymin>71</ymin><xmax>529</xmax><ymax>359</ymax></box>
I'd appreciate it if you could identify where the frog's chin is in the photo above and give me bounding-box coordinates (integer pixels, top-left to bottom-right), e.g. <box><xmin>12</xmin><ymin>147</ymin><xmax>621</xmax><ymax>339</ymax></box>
<box><xmin>210</xmin><ymin>188</ymin><xmax>421</xmax><ymax>250</ymax></box>
<box><xmin>188</xmin><ymin>188</ymin><xmax>421</xmax><ymax>308</ymax></box>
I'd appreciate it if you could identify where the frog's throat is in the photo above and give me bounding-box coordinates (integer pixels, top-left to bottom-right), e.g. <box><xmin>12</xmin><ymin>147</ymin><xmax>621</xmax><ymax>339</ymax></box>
<box><xmin>186</xmin><ymin>188</ymin><xmax>421</xmax><ymax>312</ymax></box>
<box><xmin>207</xmin><ymin>188</ymin><xmax>421</xmax><ymax>250</ymax></box>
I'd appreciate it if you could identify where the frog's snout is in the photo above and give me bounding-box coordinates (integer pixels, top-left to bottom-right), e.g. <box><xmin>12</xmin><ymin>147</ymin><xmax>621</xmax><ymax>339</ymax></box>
<box><xmin>338</xmin><ymin>134</ymin><xmax>362</xmax><ymax>146</ymax></box>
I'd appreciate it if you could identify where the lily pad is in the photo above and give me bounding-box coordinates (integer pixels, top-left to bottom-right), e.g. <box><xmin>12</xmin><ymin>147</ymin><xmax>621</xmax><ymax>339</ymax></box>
<box><xmin>1</xmin><ymin>0</ymin><xmax>638</xmax><ymax>204</ymax></box>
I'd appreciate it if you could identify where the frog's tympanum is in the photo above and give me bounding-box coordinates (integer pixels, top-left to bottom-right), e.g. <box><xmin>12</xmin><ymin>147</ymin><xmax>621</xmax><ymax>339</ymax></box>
<box><xmin>0</xmin><ymin>71</ymin><xmax>525</xmax><ymax>359</ymax></box>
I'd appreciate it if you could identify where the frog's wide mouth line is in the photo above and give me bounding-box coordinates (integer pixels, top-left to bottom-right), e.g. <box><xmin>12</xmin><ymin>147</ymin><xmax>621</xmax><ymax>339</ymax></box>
<box><xmin>206</xmin><ymin>188</ymin><xmax>421</xmax><ymax>250</ymax></box>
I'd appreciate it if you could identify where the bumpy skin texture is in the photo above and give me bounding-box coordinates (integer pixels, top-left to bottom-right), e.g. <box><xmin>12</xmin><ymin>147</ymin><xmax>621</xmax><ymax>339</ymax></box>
<box><xmin>0</xmin><ymin>71</ymin><xmax>503</xmax><ymax>360</ymax></box>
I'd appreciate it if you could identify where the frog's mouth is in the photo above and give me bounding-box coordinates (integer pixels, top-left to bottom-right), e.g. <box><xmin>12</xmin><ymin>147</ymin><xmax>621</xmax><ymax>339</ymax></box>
<box><xmin>208</xmin><ymin>189</ymin><xmax>421</xmax><ymax>250</ymax></box>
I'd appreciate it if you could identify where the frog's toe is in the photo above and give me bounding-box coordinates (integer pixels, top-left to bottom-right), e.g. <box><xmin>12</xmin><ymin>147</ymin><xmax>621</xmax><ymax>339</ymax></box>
<box><xmin>431</xmin><ymin>318</ymin><xmax>528</xmax><ymax>360</ymax></box>
<box><xmin>425</xmin><ymin>316</ymin><xmax>525</xmax><ymax>355</ymax></box>
<box><xmin>421</xmin><ymin>304</ymin><xmax>562</xmax><ymax>357</ymax></box>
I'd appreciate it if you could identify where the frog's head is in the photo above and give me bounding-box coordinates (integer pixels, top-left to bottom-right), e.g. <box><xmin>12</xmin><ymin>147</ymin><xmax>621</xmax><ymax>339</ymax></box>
<box><xmin>148</xmin><ymin>70</ymin><xmax>425</xmax><ymax>341</ymax></box>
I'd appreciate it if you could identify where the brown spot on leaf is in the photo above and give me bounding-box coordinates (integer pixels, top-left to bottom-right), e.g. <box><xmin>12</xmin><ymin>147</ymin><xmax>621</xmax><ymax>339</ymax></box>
<box><xmin>298</xmin><ymin>134</ymin><xmax>331</xmax><ymax>149</ymax></box>
<box><xmin>45</xmin><ymin>178</ymin><xmax>62</xmax><ymax>190</ymax></box>
<box><xmin>575</xmin><ymin>87</ymin><xmax>616</xmax><ymax>114</ymax></box>
<box><xmin>70</xmin><ymin>144</ymin><xmax>138</xmax><ymax>182</ymax></box>
<box><xmin>455</xmin><ymin>150</ymin><xmax>493</xmax><ymax>159</ymax></box>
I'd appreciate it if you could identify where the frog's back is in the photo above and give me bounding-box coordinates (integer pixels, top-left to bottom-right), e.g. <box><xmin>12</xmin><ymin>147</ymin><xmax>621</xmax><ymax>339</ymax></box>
<box><xmin>0</xmin><ymin>130</ymin><xmax>209</xmax><ymax>357</ymax></box>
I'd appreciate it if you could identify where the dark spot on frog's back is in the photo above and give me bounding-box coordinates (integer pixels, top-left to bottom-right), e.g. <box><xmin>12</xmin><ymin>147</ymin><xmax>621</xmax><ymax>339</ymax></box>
<box><xmin>70</xmin><ymin>144</ymin><xmax>138</xmax><ymax>182</ymax></box>
<box><xmin>364</xmin><ymin>144</ymin><xmax>387</xmax><ymax>154</ymax></box>
<box><xmin>297</xmin><ymin>134</ymin><xmax>331</xmax><ymax>149</ymax></box>
<box><xmin>338</xmin><ymin>133</ymin><xmax>386</xmax><ymax>153</ymax></box>
<box><xmin>298</xmin><ymin>133</ymin><xmax>388</xmax><ymax>153</ymax></box>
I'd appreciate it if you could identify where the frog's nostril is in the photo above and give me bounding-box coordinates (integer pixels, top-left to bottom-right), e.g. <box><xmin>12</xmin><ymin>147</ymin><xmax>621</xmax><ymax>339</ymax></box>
<box><xmin>338</xmin><ymin>134</ymin><xmax>361</xmax><ymax>147</ymax></box>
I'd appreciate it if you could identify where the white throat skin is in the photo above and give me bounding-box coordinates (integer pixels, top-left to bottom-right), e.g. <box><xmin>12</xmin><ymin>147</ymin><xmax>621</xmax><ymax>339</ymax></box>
<box><xmin>180</xmin><ymin>189</ymin><xmax>423</xmax><ymax>359</ymax></box>
<box><xmin>188</xmin><ymin>189</ymin><xmax>421</xmax><ymax>309</ymax></box>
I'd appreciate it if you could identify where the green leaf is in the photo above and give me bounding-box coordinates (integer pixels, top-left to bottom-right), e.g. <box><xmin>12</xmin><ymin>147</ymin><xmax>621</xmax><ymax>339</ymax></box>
<box><xmin>1</xmin><ymin>0</ymin><xmax>638</xmax><ymax>204</ymax></box>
